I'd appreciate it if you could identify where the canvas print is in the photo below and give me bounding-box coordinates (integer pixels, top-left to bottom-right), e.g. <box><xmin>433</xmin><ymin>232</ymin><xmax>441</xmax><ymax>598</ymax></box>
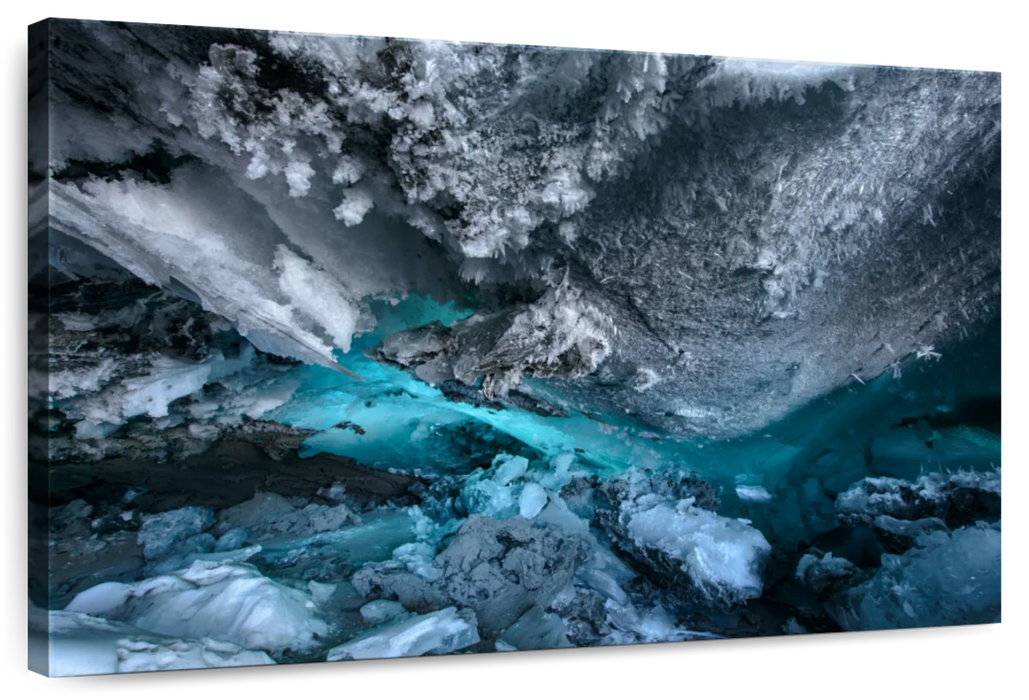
<box><xmin>28</xmin><ymin>18</ymin><xmax>1001</xmax><ymax>677</ymax></box>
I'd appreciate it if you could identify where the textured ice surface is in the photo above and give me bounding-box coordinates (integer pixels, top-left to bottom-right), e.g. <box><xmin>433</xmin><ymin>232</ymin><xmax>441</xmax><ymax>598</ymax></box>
<box><xmin>354</xmin><ymin>513</ymin><xmax>586</xmax><ymax>637</ymax></box>
<box><xmin>64</xmin><ymin>560</ymin><xmax>329</xmax><ymax>653</ymax></box>
<box><xmin>137</xmin><ymin>507</ymin><xmax>216</xmax><ymax>561</ymax></box>
<box><xmin>37</xmin><ymin>607</ymin><xmax>274</xmax><ymax>677</ymax></box>
<box><xmin>795</xmin><ymin>552</ymin><xmax>860</xmax><ymax>594</ymax></box>
<box><xmin>437</xmin><ymin>515</ymin><xmax>586</xmax><ymax>635</ymax></box>
<box><xmin>602</xmin><ymin>600</ymin><xmax>720</xmax><ymax>645</ymax></box>
<box><xmin>625</xmin><ymin>499</ymin><xmax>772</xmax><ymax>605</ymax></box>
<box><xmin>215</xmin><ymin>527</ymin><xmax>249</xmax><ymax>552</ymax></box>
<box><xmin>326</xmin><ymin>607</ymin><xmax>479</xmax><ymax>661</ymax></box>
<box><xmin>215</xmin><ymin>491</ymin><xmax>361</xmax><ymax>543</ymax></box>
<box><xmin>146</xmin><ymin>545</ymin><xmax>265</xmax><ymax>577</ymax></box>
<box><xmin>828</xmin><ymin>523</ymin><xmax>1001</xmax><ymax>630</ymax></box>
<box><xmin>735</xmin><ymin>485</ymin><xmax>773</xmax><ymax>503</ymax></box>
<box><xmin>519</xmin><ymin>483</ymin><xmax>549</xmax><ymax>519</ymax></box>
<box><xmin>596</xmin><ymin>468</ymin><xmax>769</xmax><ymax>609</ymax></box>
<box><xmin>359</xmin><ymin>599</ymin><xmax>408</xmax><ymax>626</ymax></box>
<box><xmin>497</xmin><ymin>605</ymin><xmax>572</xmax><ymax>651</ymax></box>
<box><xmin>835</xmin><ymin>469</ymin><xmax>1001</xmax><ymax>551</ymax></box>
<box><xmin>41</xmin><ymin>21</ymin><xmax>1000</xmax><ymax>437</ymax></box>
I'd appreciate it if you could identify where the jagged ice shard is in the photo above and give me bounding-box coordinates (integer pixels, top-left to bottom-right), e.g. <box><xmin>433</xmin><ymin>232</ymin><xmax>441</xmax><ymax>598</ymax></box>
<box><xmin>28</xmin><ymin>18</ymin><xmax>1001</xmax><ymax>677</ymax></box>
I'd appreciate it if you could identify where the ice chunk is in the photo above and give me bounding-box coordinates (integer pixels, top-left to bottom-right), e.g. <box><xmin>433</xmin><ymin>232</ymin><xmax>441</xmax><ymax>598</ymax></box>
<box><xmin>307</xmin><ymin>580</ymin><xmax>338</xmax><ymax>605</ymax></box>
<box><xmin>460</xmin><ymin>476</ymin><xmax>519</xmax><ymax>519</ymax></box>
<box><xmin>52</xmin><ymin>499</ymin><xmax>93</xmax><ymax>531</ymax></box>
<box><xmin>782</xmin><ymin>617</ymin><xmax>808</xmax><ymax>635</ymax></box>
<box><xmin>40</xmin><ymin>608</ymin><xmax>275</xmax><ymax>676</ymax></box>
<box><xmin>65</xmin><ymin>560</ymin><xmax>329</xmax><ymax>653</ymax></box>
<box><xmin>603</xmin><ymin>600</ymin><xmax>720</xmax><ymax>644</ymax></box>
<box><xmin>536</xmin><ymin>493</ymin><xmax>592</xmax><ymax>537</ymax></box>
<box><xmin>571</xmin><ymin>528</ymin><xmax>637</xmax><ymax>606</ymax></box>
<box><xmin>74</xmin><ymin>421</ymin><xmax>118</xmax><ymax>440</ymax></box>
<box><xmin>215</xmin><ymin>527</ymin><xmax>249</xmax><ymax>552</ymax></box>
<box><xmin>184</xmin><ymin>532</ymin><xmax>216</xmax><ymax>552</ymax></box>
<box><xmin>735</xmin><ymin>485</ymin><xmax>773</xmax><ymax>503</ymax></box>
<box><xmin>549</xmin><ymin>581</ymin><xmax>578</xmax><ymax>611</ymax></box>
<box><xmin>317</xmin><ymin>482</ymin><xmax>349</xmax><ymax>503</ymax></box>
<box><xmin>326</xmin><ymin>607</ymin><xmax>479</xmax><ymax>661</ymax></box>
<box><xmin>147</xmin><ymin>545</ymin><xmax>264</xmax><ymax>576</ymax></box>
<box><xmin>498</xmin><ymin>605</ymin><xmax>572</xmax><ymax>651</ymax></box>
<box><xmin>119</xmin><ymin>356</ymin><xmax>215</xmax><ymax>420</ymax></box>
<box><xmin>122</xmin><ymin>487</ymin><xmax>148</xmax><ymax>504</ymax></box>
<box><xmin>359</xmin><ymin>600</ymin><xmax>408</xmax><ymax>626</ymax></box>
<box><xmin>828</xmin><ymin>523</ymin><xmax>1001</xmax><ymax>631</ymax></box>
<box><xmin>492</xmin><ymin>454</ymin><xmax>529</xmax><ymax>486</ymax></box>
<box><xmin>392</xmin><ymin>542</ymin><xmax>444</xmax><ymax>582</ymax></box>
<box><xmin>137</xmin><ymin>506</ymin><xmax>216</xmax><ymax>561</ymax></box>
<box><xmin>536</xmin><ymin>452</ymin><xmax>579</xmax><ymax>492</ymax></box>
<box><xmin>519</xmin><ymin>483</ymin><xmax>548</xmax><ymax>519</ymax></box>
<box><xmin>621</xmin><ymin>497</ymin><xmax>771</xmax><ymax>608</ymax></box>
<box><xmin>795</xmin><ymin>552</ymin><xmax>860</xmax><ymax>594</ymax></box>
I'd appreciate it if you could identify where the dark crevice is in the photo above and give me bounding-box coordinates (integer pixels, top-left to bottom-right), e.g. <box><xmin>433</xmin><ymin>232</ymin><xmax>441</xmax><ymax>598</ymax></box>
<box><xmin>52</xmin><ymin>141</ymin><xmax>198</xmax><ymax>185</ymax></box>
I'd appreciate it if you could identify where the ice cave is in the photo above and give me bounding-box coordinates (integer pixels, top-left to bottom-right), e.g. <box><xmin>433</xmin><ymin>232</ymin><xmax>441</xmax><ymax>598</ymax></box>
<box><xmin>27</xmin><ymin>19</ymin><xmax>1001</xmax><ymax>676</ymax></box>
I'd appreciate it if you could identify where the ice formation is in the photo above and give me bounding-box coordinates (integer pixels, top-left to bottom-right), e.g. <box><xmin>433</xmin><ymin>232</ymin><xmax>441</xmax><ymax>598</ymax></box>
<box><xmin>595</xmin><ymin>469</ymin><xmax>770</xmax><ymax>609</ymax></box>
<box><xmin>795</xmin><ymin>552</ymin><xmax>860</xmax><ymax>594</ymax></box>
<box><xmin>497</xmin><ymin>605</ymin><xmax>573</xmax><ymax>651</ymax></box>
<box><xmin>35</xmin><ymin>19</ymin><xmax>1000</xmax><ymax>437</ymax></box>
<box><xmin>30</xmin><ymin>18</ymin><xmax>1002</xmax><ymax>677</ymax></box>
<box><xmin>137</xmin><ymin>506</ymin><xmax>217</xmax><ymax>560</ymax></box>
<box><xmin>835</xmin><ymin>469</ymin><xmax>1001</xmax><ymax>551</ymax></box>
<box><xmin>326</xmin><ymin>607</ymin><xmax>479</xmax><ymax>661</ymax></box>
<box><xmin>36</xmin><ymin>606</ymin><xmax>275</xmax><ymax>677</ymax></box>
<box><xmin>828</xmin><ymin>524</ymin><xmax>1001</xmax><ymax>631</ymax></box>
<box><xmin>65</xmin><ymin>560</ymin><xmax>330</xmax><ymax>653</ymax></box>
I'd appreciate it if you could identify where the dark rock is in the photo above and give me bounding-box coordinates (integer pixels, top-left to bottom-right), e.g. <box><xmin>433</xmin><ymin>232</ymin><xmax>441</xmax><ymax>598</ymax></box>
<box><xmin>436</xmin><ymin>515</ymin><xmax>588</xmax><ymax>636</ymax></box>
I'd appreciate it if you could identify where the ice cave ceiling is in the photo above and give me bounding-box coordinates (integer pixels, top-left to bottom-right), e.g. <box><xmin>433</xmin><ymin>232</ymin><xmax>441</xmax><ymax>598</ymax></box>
<box><xmin>30</xmin><ymin>20</ymin><xmax>1000</xmax><ymax>444</ymax></box>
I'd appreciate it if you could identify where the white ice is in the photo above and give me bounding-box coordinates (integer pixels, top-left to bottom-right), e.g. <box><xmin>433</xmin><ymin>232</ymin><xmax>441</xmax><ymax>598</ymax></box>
<box><xmin>36</xmin><ymin>605</ymin><xmax>273</xmax><ymax>677</ymax></box>
<box><xmin>64</xmin><ymin>560</ymin><xmax>329</xmax><ymax>653</ymax></box>
<box><xmin>626</xmin><ymin>497</ymin><xmax>771</xmax><ymax>604</ymax></box>
<box><xmin>359</xmin><ymin>600</ymin><xmax>408</xmax><ymax>626</ymax></box>
<box><xmin>326</xmin><ymin>607</ymin><xmax>479</xmax><ymax>661</ymax></box>
<box><xmin>735</xmin><ymin>484</ymin><xmax>773</xmax><ymax>503</ymax></box>
<box><xmin>519</xmin><ymin>483</ymin><xmax>549</xmax><ymax>519</ymax></box>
